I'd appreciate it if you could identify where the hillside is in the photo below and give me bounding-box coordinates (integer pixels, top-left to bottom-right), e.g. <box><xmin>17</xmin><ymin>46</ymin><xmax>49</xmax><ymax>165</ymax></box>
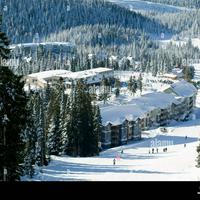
<box><xmin>4</xmin><ymin>0</ymin><xmax>200</xmax><ymax>77</ymax></box>
<box><xmin>1</xmin><ymin>0</ymin><xmax>169</xmax><ymax>44</ymax></box>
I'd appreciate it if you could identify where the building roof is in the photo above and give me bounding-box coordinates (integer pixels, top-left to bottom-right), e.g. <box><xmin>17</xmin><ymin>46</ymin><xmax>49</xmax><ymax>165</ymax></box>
<box><xmin>129</xmin><ymin>92</ymin><xmax>179</xmax><ymax>109</ymax></box>
<box><xmin>101</xmin><ymin>92</ymin><xmax>179</xmax><ymax>126</ymax></box>
<box><xmin>162</xmin><ymin>73</ymin><xmax>177</xmax><ymax>79</ymax></box>
<box><xmin>28</xmin><ymin>70</ymin><xmax>71</xmax><ymax>80</ymax></box>
<box><xmin>170</xmin><ymin>80</ymin><xmax>197</xmax><ymax>97</ymax></box>
<box><xmin>87</xmin><ymin>67</ymin><xmax>113</xmax><ymax>73</ymax></box>
<box><xmin>101</xmin><ymin>104</ymin><xmax>148</xmax><ymax>126</ymax></box>
<box><xmin>58</xmin><ymin>68</ymin><xmax>113</xmax><ymax>80</ymax></box>
<box><xmin>27</xmin><ymin>68</ymin><xmax>113</xmax><ymax>81</ymax></box>
<box><xmin>172</xmin><ymin>68</ymin><xmax>183</xmax><ymax>75</ymax></box>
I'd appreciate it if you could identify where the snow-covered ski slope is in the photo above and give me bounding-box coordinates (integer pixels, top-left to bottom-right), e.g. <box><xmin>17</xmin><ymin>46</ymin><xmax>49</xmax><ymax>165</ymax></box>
<box><xmin>26</xmin><ymin>120</ymin><xmax>200</xmax><ymax>181</ymax></box>
<box><xmin>108</xmin><ymin>0</ymin><xmax>191</xmax><ymax>13</ymax></box>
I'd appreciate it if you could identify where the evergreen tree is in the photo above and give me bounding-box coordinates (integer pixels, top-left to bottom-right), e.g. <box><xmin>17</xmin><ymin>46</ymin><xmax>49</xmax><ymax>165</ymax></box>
<box><xmin>58</xmin><ymin>79</ymin><xmax>69</xmax><ymax>154</ymax></box>
<box><xmin>152</xmin><ymin>64</ymin><xmax>158</xmax><ymax>77</ymax></box>
<box><xmin>137</xmin><ymin>73</ymin><xmax>143</xmax><ymax>95</ymax></box>
<box><xmin>66</xmin><ymin>81</ymin><xmax>99</xmax><ymax>157</ymax></box>
<box><xmin>23</xmin><ymin>92</ymin><xmax>37</xmax><ymax>178</ymax></box>
<box><xmin>47</xmin><ymin>78</ymin><xmax>68</xmax><ymax>155</ymax></box>
<box><xmin>128</xmin><ymin>76</ymin><xmax>137</xmax><ymax>96</ymax></box>
<box><xmin>0</xmin><ymin>27</ymin><xmax>27</xmax><ymax>180</ymax></box>
<box><xmin>183</xmin><ymin>65</ymin><xmax>195</xmax><ymax>81</ymax></box>
<box><xmin>114</xmin><ymin>88</ymin><xmax>120</xmax><ymax>97</ymax></box>
<box><xmin>99</xmin><ymin>78</ymin><xmax>110</xmax><ymax>104</ymax></box>
<box><xmin>0</xmin><ymin>26</ymin><xmax>10</xmax><ymax>64</ymax></box>
<box><xmin>47</xmin><ymin>112</ymin><xmax>62</xmax><ymax>156</ymax></box>
<box><xmin>62</xmin><ymin>95</ymin><xmax>70</xmax><ymax>154</ymax></box>
<box><xmin>114</xmin><ymin>78</ymin><xmax>121</xmax><ymax>97</ymax></box>
<box><xmin>197</xmin><ymin>143</ymin><xmax>200</xmax><ymax>168</ymax></box>
<box><xmin>66</xmin><ymin>92</ymin><xmax>79</xmax><ymax>156</ymax></box>
<box><xmin>35</xmin><ymin>93</ymin><xmax>48</xmax><ymax>167</ymax></box>
<box><xmin>93</xmin><ymin>105</ymin><xmax>102</xmax><ymax>154</ymax></box>
<box><xmin>0</xmin><ymin>67</ymin><xmax>27</xmax><ymax>181</ymax></box>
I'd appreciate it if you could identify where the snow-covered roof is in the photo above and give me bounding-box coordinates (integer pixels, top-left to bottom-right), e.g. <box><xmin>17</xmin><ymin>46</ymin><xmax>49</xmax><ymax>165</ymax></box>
<box><xmin>101</xmin><ymin>104</ymin><xmax>148</xmax><ymax>126</ymax></box>
<box><xmin>27</xmin><ymin>68</ymin><xmax>113</xmax><ymax>84</ymax></box>
<box><xmin>87</xmin><ymin>67</ymin><xmax>113</xmax><ymax>73</ymax></box>
<box><xmin>101</xmin><ymin>92</ymin><xmax>180</xmax><ymax>126</ymax></box>
<box><xmin>61</xmin><ymin>71</ymin><xmax>96</xmax><ymax>79</ymax></box>
<box><xmin>170</xmin><ymin>80</ymin><xmax>197</xmax><ymax>97</ymax></box>
<box><xmin>162</xmin><ymin>73</ymin><xmax>177</xmax><ymax>79</ymax></box>
<box><xmin>172</xmin><ymin>68</ymin><xmax>183</xmax><ymax>75</ymax></box>
<box><xmin>57</xmin><ymin>68</ymin><xmax>113</xmax><ymax>80</ymax></box>
<box><xmin>28</xmin><ymin>70</ymin><xmax>71</xmax><ymax>80</ymax></box>
<box><xmin>129</xmin><ymin>92</ymin><xmax>179</xmax><ymax>109</ymax></box>
<box><xmin>109</xmin><ymin>55</ymin><xmax>117</xmax><ymax>60</ymax></box>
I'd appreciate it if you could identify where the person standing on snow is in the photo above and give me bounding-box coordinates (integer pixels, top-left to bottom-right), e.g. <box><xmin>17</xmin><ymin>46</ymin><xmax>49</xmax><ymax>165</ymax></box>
<box><xmin>113</xmin><ymin>158</ymin><xmax>116</xmax><ymax>165</ymax></box>
<box><xmin>121</xmin><ymin>149</ymin><xmax>124</xmax><ymax>154</ymax></box>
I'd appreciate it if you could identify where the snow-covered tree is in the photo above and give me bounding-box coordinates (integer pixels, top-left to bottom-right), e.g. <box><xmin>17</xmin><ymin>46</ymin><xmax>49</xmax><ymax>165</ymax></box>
<box><xmin>99</xmin><ymin>78</ymin><xmax>111</xmax><ymax>104</ymax></box>
<box><xmin>93</xmin><ymin>105</ymin><xmax>102</xmax><ymax>154</ymax></box>
<box><xmin>197</xmin><ymin>143</ymin><xmax>200</xmax><ymax>168</ymax></box>
<box><xmin>137</xmin><ymin>73</ymin><xmax>143</xmax><ymax>95</ymax></box>
<box><xmin>0</xmin><ymin>66</ymin><xmax>27</xmax><ymax>181</ymax></box>
<box><xmin>35</xmin><ymin>93</ymin><xmax>48</xmax><ymax>167</ymax></box>
<box><xmin>23</xmin><ymin>92</ymin><xmax>37</xmax><ymax>178</ymax></box>
<box><xmin>128</xmin><ymin>76</ymin><xmax>137</xmax><ymax>96</ymax></box>
<box><xmin>66</xmin><ymin>81</ymin><xmax>99</xmax><ymax>157</ymax></box>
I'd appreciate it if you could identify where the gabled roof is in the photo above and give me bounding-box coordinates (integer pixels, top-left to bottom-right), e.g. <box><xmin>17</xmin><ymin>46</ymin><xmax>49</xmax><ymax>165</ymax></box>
<box><xmin>128</xmin><ymin>92</ymin><xmax>179</xmax><ymax>109</ymax></box>
<box><xmin>28</xmin><ymin>70</ymin><xmax>71</xmax><ymax>80</ymax></box>
<box><xmin>170</xmin><ymin>80</ymin><xmax>197</xmax><ymax>97</ymax></box>
<box><xmin>100</xmin><ymin>92</ymin><xmax>179</xmax><ymax>126</ymax></box>
<box><xmin>27</xmin><ymin>68</ymin><xmax>113</xmax><ymax>81</ymax></box>
<box><xmin>101</xmin><ymin>104</ymin><xmax>148</xmax><ymax>126</ymax></box>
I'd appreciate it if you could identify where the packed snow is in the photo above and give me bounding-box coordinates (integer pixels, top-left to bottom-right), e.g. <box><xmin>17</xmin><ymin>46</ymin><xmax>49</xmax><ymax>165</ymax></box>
<box><xmin>23</xmin><ymin>89</ymin><xmax>200</xmax><ymax>181</ymax></box>
<box><xmin>10</xmin><ymin>42</ymin><xmax>76</xmax><ymax>49</ymax></box>
<box><xmin>108</xmin><ymin>0</ymin><xmax>191</xmax><ymax>13</ymax></box>
<box><xmin>24</xmin><ymin>118</ymin><xmax>200</xmax><ymax>181</ymax></box>
<box><xmin>158</xmin><ymin>38</ymin><xmax>200</xmax><ymax>50</ymax></box>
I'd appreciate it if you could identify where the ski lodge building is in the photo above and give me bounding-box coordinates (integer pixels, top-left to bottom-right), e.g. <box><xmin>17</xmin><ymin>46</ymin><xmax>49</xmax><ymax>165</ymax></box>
<box><xmin>100</xmin><ymin>80</ymin><xmax>197</xmax><ymax>149</ymax></box>
<box><xmin>25</xmin><ymin>68</ymin><xmax>114</xmax><ymax>89</ymax></box>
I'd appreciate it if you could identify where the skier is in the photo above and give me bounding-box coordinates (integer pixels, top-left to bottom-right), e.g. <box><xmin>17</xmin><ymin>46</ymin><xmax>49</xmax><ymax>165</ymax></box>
<box><xmin>185</xmin><ymin>136</ymin><xmax>187</xmax><ymax>140</ymax></box>
<box><xmin>152</xmin><ymin>148</ymin><xmax>154</xmax><ymax>154</ymax></box>
<box><xmin>121</xmin><ymin>149</ymin><xmax>124</xmax><ymax>154</ymax></box>
<box><xmin>184</xmin><ymin>143</ymin><xmax>186</xmax><ymax>148</ymax></box>
<box><xmin>156</xmin><ymin>148</ymin><xmax>158</xmax><ymax>153</ymax></box>
<box><xmin>113</xmin><ymin>158</ymin><xmax>116</xmax><ymax>165</ymax></box>
<box><xmin>163</xmin><ymin>147</ymin><xmax>167</xmax><ymax>152</ymax></box>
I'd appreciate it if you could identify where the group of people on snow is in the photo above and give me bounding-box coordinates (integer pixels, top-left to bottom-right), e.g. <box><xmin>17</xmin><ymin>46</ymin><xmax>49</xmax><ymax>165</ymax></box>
<box><xmin>113</xmin><ymin>149</ymin><xmax>124</xmax><ymax>165</ymax></box>
<box><xmin>113</xmin><ymin>135</ymin><xmax>189</xmax><ymax>165</ymax></box>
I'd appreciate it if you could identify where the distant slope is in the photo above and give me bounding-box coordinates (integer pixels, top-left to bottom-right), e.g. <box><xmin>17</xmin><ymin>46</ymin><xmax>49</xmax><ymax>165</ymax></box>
<box><xmin>1</xmin><ymin>0</ymin><xmax>170</xmax><ymax>44</ymax></box>
<box><xmin>108</xmin><ymin>0</ymin><xmax>191</xmax><ymax>13</ymax></box>
<box><xmin>140</xmin><ymin>0</ymin><xmax>200</xmax><ymax>8</ymax></box>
